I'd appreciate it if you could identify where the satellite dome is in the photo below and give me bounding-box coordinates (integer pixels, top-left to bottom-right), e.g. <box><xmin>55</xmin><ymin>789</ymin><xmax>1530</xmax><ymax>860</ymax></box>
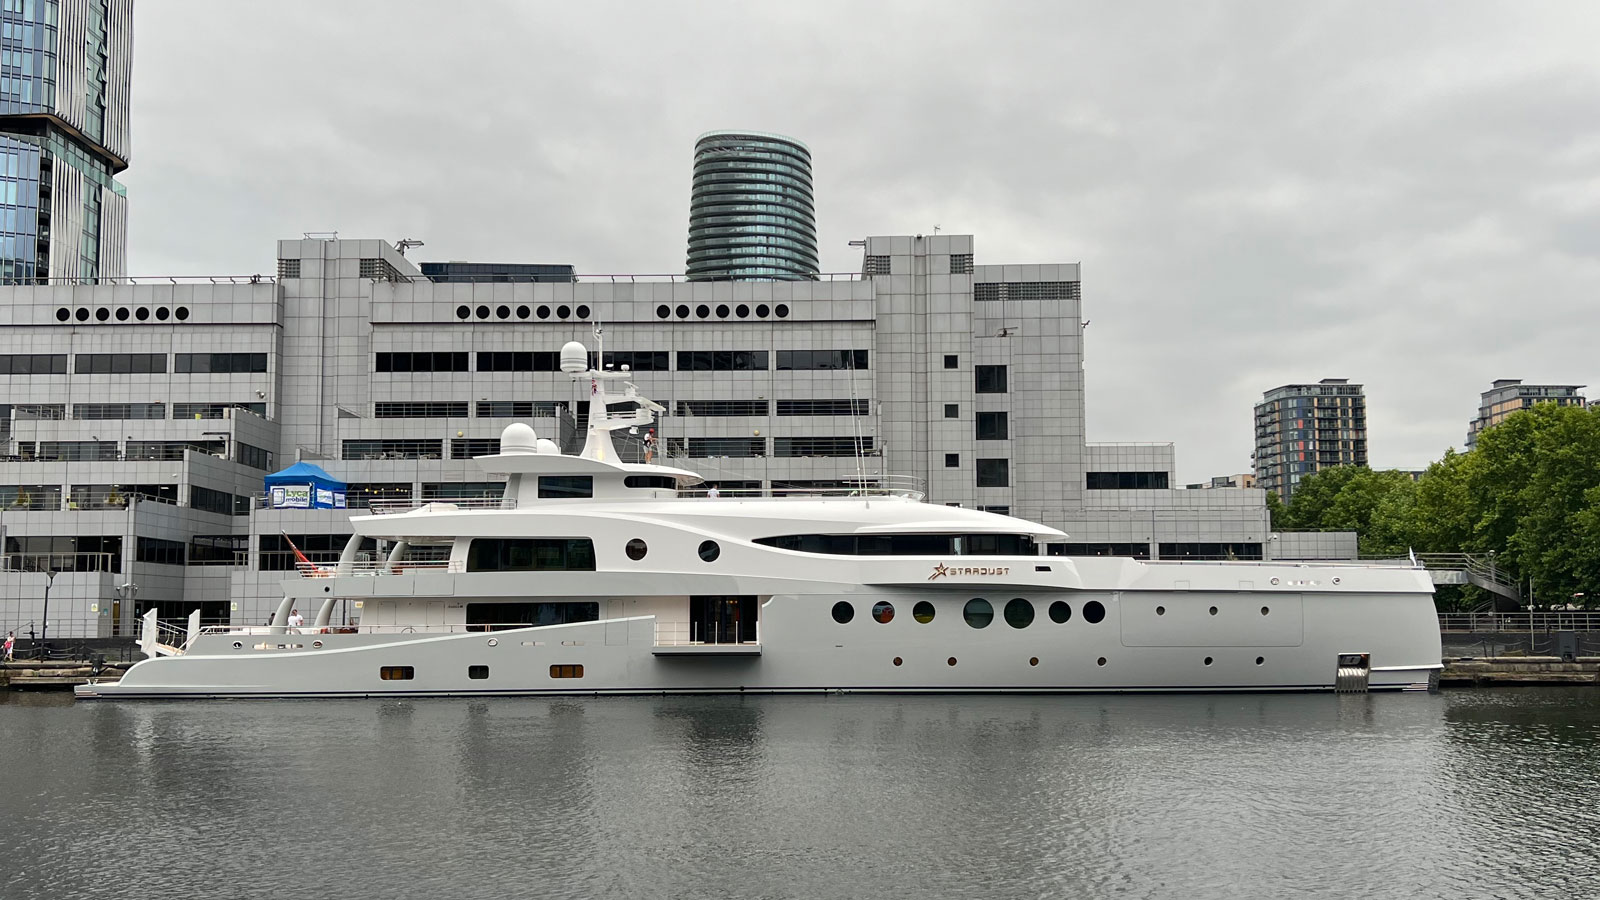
<box><xmin>500</xmin><ymin>423</ymin><xmax>538</xmax><ymax>453</ymax></box>
<box><xmin>560</xmin><ymin>341</ymin><xmax>588</xmax><ymax>373</ymax></box>
<box><xmin>535</xmin><ymin>438</ymin><xmax>560</xmax><ymax>455</ymax></box>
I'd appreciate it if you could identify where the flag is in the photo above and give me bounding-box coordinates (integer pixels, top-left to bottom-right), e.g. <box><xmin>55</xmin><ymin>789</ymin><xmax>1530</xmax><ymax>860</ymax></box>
<box><xmin>281</xmin><ymin>532</ymin><xmax>325</xmax><ymax>575</ymax></box>
<box><xmin>591</xmin><ymin>378</ymin><xmax>598</xmax><ymax>396</ymax></box>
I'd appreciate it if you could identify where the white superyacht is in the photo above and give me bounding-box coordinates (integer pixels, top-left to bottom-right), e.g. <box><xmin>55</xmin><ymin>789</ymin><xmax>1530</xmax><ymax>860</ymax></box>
<box><xmin>77</xmin><ymin>341</ymin><xmax>1442</xmax><ymax>699</ymax></box>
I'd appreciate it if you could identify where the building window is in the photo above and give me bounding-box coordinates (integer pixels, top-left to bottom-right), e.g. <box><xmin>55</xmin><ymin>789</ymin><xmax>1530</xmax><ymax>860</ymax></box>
<box><xmin>945</xmin><ymin>453</ymin><xmax>959</xmax><ymax>467</ymax></box>
<box><xmin>944</xmin><ymin>354</ymin><xmax>958</xmax><ymax>369</ymax></box>
<box><xmin>675</xmin><ymin>350</ymin><xmax>769</xmax><ymax>371</ymax></box>
<box><xmin>669</xmin><ymin>437</ymin><xmax>765</xmax><ymax>458</ymax></box>
<box><xmin>172</xmin><ymin>402</ymin><xmax>266</xmax><ymax>420</ymax></box>
<box><xmin>380</xmin><ymin>666</ymin><xmax>415</xmax><ymax>681</ymax></box>
<box><xmin>973</xmin><ymin>282</ymin><xmax>1080</xmax><ymax>302</ymax></box>
<box><xmin>676</xmin><ymin>400</ymin><xmax>769</xmax><ymax>417</ymax></box>
<box><xmin>0</xmin><ymin>354</ymin><xmax>67</xmax><ymax>375</ymax></box>
<box><xmin>72</xmin><ymin>402</ymin><xmax>165</xmax><ymax>420</ymax></box>
<box><xmin>0</xmin><ymin>484</ymin><xmax>62</xmax><ymax>510</ymax></box>
<box><xmin>136</xmin><ymin>537</ymin><xmax>186</xmax><ymax>566</ymax></box>
<box><xmin>23</xmin><ymin>441</ymin><xmax>118</xmax><ymax>461</ymax></box>
<box><xmin>475</xmin><ymin>351</ymin><xmax>562</xmax><ymax>372</ymax></box>
<box><xmin>342</xmin><ymin>439</ymin><xmax>443</xmax><ymax>460</ymax></box>
<box><xmin>979</xmin><ymin>505</ymin><xmax>1010</xmax><ymax>515</ymax></box>
<box><xmin>864</xmin><ymin>255</ymin><xmax>891</xmax><ymax>275</ymax></box>
<box><xmin>345</xmin><ymin>483</ymin><xmax>412</xmax><ymax>509</ymax></box>
<box><xmin>235</xmin><ymin>443</ymin><xmax>274</xmax><ymax>471</ymax></box>
<box><xmin>477</xmin><ymin>400</ymin><xmax>564</xmax><ymax>418</ymax></box>
<box><xmin>950</xmin><ymin>254</ymin><xmax>974</xmax><ymax>274</ymax></box>
<box><xmin>258</xmin><ymin>535</ymin><xmax>373</xmax><ymax>571</ymax></box>
<box><xmin>191</xmin><ymin>485</ymin><xmax>247</xmax><ymax>516</ymax></box>
<box><xmin>593</xmin><ymin>350</ymin><xmax>668</xmax><ymax>372</ymax></box>
<box><xmin>466</xmin><ymin>538</ymin><xmax>597</xmax><ymax>572</ymax></box>
<box><xmin>975</xmin><ymin>365</ymin><xmax>1007</xmax><ymax>393</ymax></box>
<box><xmin>277</xmin><ymin>259</ymin><xmax>301</xmax><ymax>278</ymax></box>
<box><xmin>775</xmin><ymin>399</ymin><xmax>869</xmax><ymax>416</ymax></box>
<box><xmin>774</xmin><ymin>437</ymin><xmax>874</xmax><ymax>458</ymax></box>
<box><xmin>976</xmin><ymin>458</ymin><xmax>1009</xmax><ymax>487</ymax></box>
<box><xmin>944</xmin><ymin>404</ymin><xmax>959</xmax><ymax>419</ymax></box>
<box><xmin>189</xmin><ymin>535</ymin><xmax>248</xmax><ymax>566</ymax></box>
<box><xmin>976</xmin><ymin>411</ymin><xmax>1009</xmax><ymax>441</ymax></box>
<box><xmin>373</xmin><ymin>402</ymin><xmax>468</xmax><ymax>419</ymax></box>
<box><xmin>537</xmin><ymin>476</ymin><xmax>593</xmax><ymax>499</ymax></box>
<box><xmin>174</xmin><ymin>353</ymin><xmax>267</xmax><ymax>374</ymax></box>
<box><xmin>74</xmin><ymin>353</ymin><xmax>166</xmax><ymax>374</ymax></box>
<box><xmin>374</xmin><ymin>352</ymin><xmax>469</xmax><ymax>374</ymax></box>
<box><xmin>1085</xmin><ymin>471</ymin><xmax>1170</xmax><ymax>490</ymax></box>
<box><xmin>549</xmin><ymin>664</ymin><xmax>584</xmax><ymax>678</ymax></box>
<box><xmin>450</xmin><ymin>438</ymin><xmax>500</xmax><ymax>458</ymax></box>
<box><xmin>775</xmin><ymin>350</ymin><xmax>868</xmax><ymax>371</ymax></box>
<box><xmin>125</xmin><ymin>440</ymin><xmax>225</xmax><ymax>462</ymax></box>
<box><xmin>421</xmin><ymin>482</ymin><xmax>504</xmax><ymax>500</ymax></box>
<box><xmin>1157</xmin><ymin>543</ymin><xmax>1264</xmax><ymax>561</ymax></box>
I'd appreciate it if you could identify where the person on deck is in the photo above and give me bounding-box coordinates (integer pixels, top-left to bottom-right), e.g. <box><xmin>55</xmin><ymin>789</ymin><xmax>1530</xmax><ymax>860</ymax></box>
<box><xmin>287</xmin><ymin>608</ymin><xmax>305</xmax><ymax>633</ymax></box>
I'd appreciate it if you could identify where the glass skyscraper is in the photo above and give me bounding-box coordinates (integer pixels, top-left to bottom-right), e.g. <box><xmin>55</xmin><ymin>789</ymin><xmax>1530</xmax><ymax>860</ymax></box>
<box><xmin>0</xmin><ymin>0</ymin><xmax>130</xmax><ymax>284</ymax></box>
<box><xmin>686</xmin><ymin>130</ymin><xmax>818</xmax><ymax>281</ymax></box>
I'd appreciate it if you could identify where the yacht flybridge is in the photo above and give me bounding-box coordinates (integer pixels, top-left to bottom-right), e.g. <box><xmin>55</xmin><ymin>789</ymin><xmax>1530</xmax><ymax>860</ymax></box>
<box><xmin>76</xmin><ymin>339</ymin><xmax>1442</xmax><ymax>699</ymax></box>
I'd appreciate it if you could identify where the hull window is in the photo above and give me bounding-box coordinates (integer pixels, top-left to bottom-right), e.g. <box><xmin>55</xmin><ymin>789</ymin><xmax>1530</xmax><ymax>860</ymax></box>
<box><xmin>1082</xmin><ymin>600</ymin><xmax>1106</xmax><ymax>624</ymax></box>
<box><xmin>831</xmin><ymin>601</ymin><xmax>855</xmax><ymax>624</ymax></box>
<box><xmin>625</xmin><ymin>538</ymin><xmax>649</xmax><ymax>560</ymax></box>
<box><xmin>550</xmin><ymin>665</ymin><xmax>584</xmax><ymax>679</ymax></box>
<box><xmin>912</xmin><ymin>601</ymin><xmax>935</xmax><ymax>623</ymax></box>
<box><xmin>1049</xmin><ymin>601</ymin><xmax>1071</xmax><ymax>623</ymax></box>
<box><xmin>963</xmin><ymin>598</ymin><xmax>994</xmax><ymax>629</ymax></box>
<box><xmin>1004</xmin><ymin>598</ymin><xmax>1034</xmax><ymax>629</ymax></box>
<box><xmin>467</xmin><ymin>602</ymin><xmax>600</xmax><ymax>631</ymax></box>
<box><xmin>380</xmin><ymin>666</ymin><xmax>415</xmax><ymax>681</ymax></box>
<box><xmin>872</xmin><ymin>601</ymin><xmax>895</xmax><ymax>624</ymax></box>
<box><xmin>698</xmin><ymin>541</ymin><xmax>721</xmax><ymax>562</ymax></box>
<box><xmin>468</xmin><ymin>665</ymin><xmax>489</xmax><ymax>680</ymax></box>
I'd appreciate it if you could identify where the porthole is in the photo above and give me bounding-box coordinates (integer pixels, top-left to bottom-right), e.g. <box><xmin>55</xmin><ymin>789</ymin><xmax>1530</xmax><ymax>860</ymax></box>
<box><xmin>775</xmin><ymin>303</ymin><xmax>790</xmax><ymax>318</ymax></box>
<box><xmin>475</xmin><ymin>305</ymin><xmax>490</xmax><ymax>319</ymax></box>
<box><xmin>1082</xmin><ymin>600</ymin><xmax>1106</xmax><ymax>624</ymax></box>
<box><xmin>947</xmin><ymin>657</ymin><xmax>958</xmax><ymax>666</ymax></box>
<box><xmin>75</xmin><ymin>307</ymin><xmax>89</xmax><ymax>321</ymax></box>
<box><xmin>1029</xmin><ymin>657</ymin><xmax>1039</xmax><ymax>667</ymax></box>
<box><xmin>1255</xmin><ymin>656</ymin><xmax>1265</xmax><ymax>666</ymax></box>
<box><xmin>156</xmin><ymin>307</ymin><xmax>170</xmax><ymax>320</ymax></box>
<box><xmin>735</xmin><ymin>304</ymin><xmax>750</xmax><ymax>318</ymax></box>
<box><xmin>656</xmin><ymin>304</ymin><xmax>670</xmax><ymax>319</ymax></box>
<box><xmin>625</xmin><ymin>538</ymin><xmax>648</xmax><ymax>560</ymax></box>
<box><xmin>94</xmin><ymin>307</ymin><xmax>109</xmax><ymax>321</ymax></box>
<box><xmin>55</xmin><ymin>307</ymin><xmax>70</xmax><ymax>321</ymax></box>
<box><xmin>698</xmin><ymin>540</ymin><xmax>720</xmax><ymax>562</ymax></box>
<box><xmin>715</xmin><ymin>304</ymin><xmax>730</xmax><ymax>318</ymax></box>
<box><xmin>1204</xmin><ymin>657</ymin><xmax>1214</xmax><ymax>666</ymax></box>
<box><xmin>676</xmin><ymin>304</ymin><xmax>690</xmax><ymax>318</ymax></box>
<box><xmin>756</xmin><ymin>303</ymin><xmax>770</xmax><ymax>317</ymax></box>
<box><xmin>1048</xmin><ymin>601</ymin><xmax>1071</xmax><ymax>623</ymax></box>
<box><xmin>963</xmin><ymin>597</ymin><xmax>994</xmax><ymax>629</ymax></box>
<box><xmin>1003</xmin><ymin>598</ymin><xmax>1034</xmax><ymax>629</ymax></box>
<box><xmin>1155</xmin><ymin>605</ymin><xmax>1166</xmax><ymax>616</ymax></box>
<box><xmin>872</xmin><ymin>601</ymin><xmax>895</xmax><ymax>624</ymax></box>
<box><xmin>1097</xmin><ymin>657</ymin><xmax>1107</xmax><ymax>667</ymax></box>
<box><xmin>893</xmin><ymin>656</ymin><xmax>903</xmax><ymax>666</ymax></box>
<box><xmin>557</xmin><ymin>305</ymin><xmax>572</xmax><ymax>319</ymax></box>
<box><xmin>537</xmin><ymin>305</ymin><xmax>551</xmax><ymax>319</ymax></box>
<box><xmin>486</xmin><ymin>638</ymin><xmax>498</xmax><ymax>647</ymax></box>
<box><xmin>574</xmin><ymin>304</ymin><xmax>589</xmax><ymax>319</ymax></box>
<box><xmin>175</xmin><ymin>306</ymin><xmax>190</xmax><ymax>321</ymax></box>
<box><xmin>516</xmin><ymin>305</ymin><xmax>531</xmax><ymax>319</ymax></box>
<box><xmin>1209</xmin><ymin>606</ymin><xmax>1218</xmax><ymax>616</ymax></box>
<box><xmin>115</xmin><ymin>307</ymin><xmax>129</xmax><ymax>321</ymax></box>
<box><xmin>1261</xmin><ymin>606</ymin><xmax>1270</xmax><ymax>616</ymax></box>
<box><xmin>496</xmin><ymin>304</ymin><xmax>510</xmax><ymax>319</ymax></box>
<box><xmin>456</xmin><ymin>305</ymin><xmax>470</xmax><ymax>319</ymax></box>
<box><xmin>312</xmin><ymin>640</ymin><xmax>324</xmax><ymax>649</ymax></box>
<box><xmin>135</xmin><ymin>307</ymin><xmax>150</xmax><ymax>321</ymax></box>
<box><xmin>831</xmin><ymin>601</ymin><xmax>854</xmax><ymax>624</ymax></box>
<box><xmin>912</xmin><ymin>600</ymin><xmax>935</xmax><ymax>623</ymax></box>
<box><xmin>695</xmin><ymin>304</ymin><xmax>710</xmax><ymax>318</ymax></box>
<box><xmin>232</xmin><ymin>640</ymin><xmax>243</xmax><ymax>649</ymax></box>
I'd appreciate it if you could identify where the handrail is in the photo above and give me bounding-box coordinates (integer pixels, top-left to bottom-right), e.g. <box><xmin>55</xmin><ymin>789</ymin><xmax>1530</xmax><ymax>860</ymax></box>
<box><xmin>1439</xmin><ymin>612</ymin><xmax>1600</xmax><ymax>633</ymax></box>
<box><xmin>366</xmin><ymin>497</ymin><xmax>514</xmax><ymax>515</ymax></box>
<box><xmin>1</xmin><ymin>274</ymin><xmax>276</xmax><ymax>285</ymax></box>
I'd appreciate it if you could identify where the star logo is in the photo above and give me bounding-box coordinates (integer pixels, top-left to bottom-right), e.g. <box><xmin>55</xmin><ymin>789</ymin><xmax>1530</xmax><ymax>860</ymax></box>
<box><xmin>928</xmin><ymin>563</ymin><xmax>950</xmax><ymax>582</ymax></box>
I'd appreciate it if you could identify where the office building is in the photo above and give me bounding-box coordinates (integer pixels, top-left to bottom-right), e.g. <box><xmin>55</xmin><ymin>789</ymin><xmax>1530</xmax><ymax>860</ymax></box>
<box><xmin>1186</xmin><ymin>473</ymin><xmax>1255</xmax><ymax>490</ymax></box>
<box><xmin>1</xmin><ymin>232</ymin><xmax>1297</xmax><ymax>638</ymax></box>
<box><xmin>686</xmin><ymin>131</ymin><xmax>818</xmax><ymax>281</ymax></box>
<box><xmin>1465</xmin><ymin>379</ymin><xmax>1586</xmax><ymax>448</ymax></box>
<box><xmin>0</xmin><ymin>0</ymin><xmax>132</xmax><ymax>284</ymax></box>
<box><xmin>419</xmin><ymin>261</ymin><xmax>575</xmax><ymax>284</ymax></box>
<box><xmin>1253</xmin><ymin>379</ymin><xmax>1367</xmax><ymax>502</ymax></box>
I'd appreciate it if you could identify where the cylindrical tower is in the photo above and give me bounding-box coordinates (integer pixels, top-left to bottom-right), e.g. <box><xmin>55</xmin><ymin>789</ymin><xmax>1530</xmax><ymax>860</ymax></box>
<box><xmin>686</xmin><ymin>130</ymin><xmax>819</xmax><ymax>281</ymax></box>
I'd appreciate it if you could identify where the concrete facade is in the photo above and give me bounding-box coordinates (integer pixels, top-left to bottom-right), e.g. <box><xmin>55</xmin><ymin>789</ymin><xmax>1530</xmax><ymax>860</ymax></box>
<box><xmin>2</xmin><ymin>233</ymin><xmax>1282</xmax><ymax>639</ymax></box>
<box><xmin>1465</xmin><ymin>378</ymin><xmax>1586</xmax><ymax>448</ymax></box>
<box><xmin>1253</xmin><ymin>378</ymin><xmax>1368</xmax><ymax>502</ymax></box>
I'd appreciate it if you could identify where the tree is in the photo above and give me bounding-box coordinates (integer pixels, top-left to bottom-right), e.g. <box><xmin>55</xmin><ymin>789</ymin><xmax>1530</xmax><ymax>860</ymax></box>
<box><xmin>1277</xmin><ymin>465</ymin><xmax>1365</xmax><ymax>531</ymax></box>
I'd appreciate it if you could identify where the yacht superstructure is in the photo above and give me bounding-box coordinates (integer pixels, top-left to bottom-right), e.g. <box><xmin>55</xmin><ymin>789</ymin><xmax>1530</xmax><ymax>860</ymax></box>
<box><xmin>76</xmin><ymin>339</ymin><xmax>1442</xmax><ymax>699</ymax></box>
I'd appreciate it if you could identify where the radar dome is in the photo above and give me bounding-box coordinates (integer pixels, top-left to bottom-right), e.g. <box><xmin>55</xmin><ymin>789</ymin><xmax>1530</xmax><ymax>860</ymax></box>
<box><xmin>560</xmin><ymin>341</ymin><xmax>588</xmax><ymax>373</ymax></box>
<box><xmin>535</xmin><ymin>438</ymin><xmax>560</xmax><ymax>455</ymax></box>
<box><xmin>500</xmin><ymin>423</ymin><xmax>538</xmax><ymax>453</ymax></box>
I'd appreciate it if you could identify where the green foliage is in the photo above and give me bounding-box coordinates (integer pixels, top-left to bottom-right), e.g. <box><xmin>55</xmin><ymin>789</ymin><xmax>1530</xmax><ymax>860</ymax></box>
<box><xmin>1277</xmin><ymin>403</ymin><xmax>1600</xmax><ymax>608</ymax></box>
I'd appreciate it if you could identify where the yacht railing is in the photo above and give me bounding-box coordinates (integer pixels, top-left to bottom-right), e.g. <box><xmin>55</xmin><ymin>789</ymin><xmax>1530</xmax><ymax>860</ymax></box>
<box><xmin>197</xmin><ymin>621</ymin><xmax>609</xmax><ymax>637</ymax></box>
<box><xmin>293</xmin><ymin>559</ymin><xmax>460</xmax><ymax>578</ymax></box>
<box><xmin>365</xmin><ymin>497</ymin><xmax>515</xmax><ymax>515</ymax></box>
<box><xmin>682</xmin><ymin>475</ymin><xmax>926</xmax><ymax>501</ymax></box>
<box><xmin>653</xmin><ymin>620</ymin><xmax>760</xmax><ymax>646</ymax></box>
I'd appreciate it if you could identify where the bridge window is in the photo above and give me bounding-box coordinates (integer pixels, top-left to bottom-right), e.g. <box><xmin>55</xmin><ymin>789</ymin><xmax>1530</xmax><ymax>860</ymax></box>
<box><xmin>466</xmin><ymin>539</ymin><xmax>596</xmax><ymax>572</ymax></box>
<box><xmin>466</xmin><ymin>602</ymin><xmax>599</xmax><ymax>630</ymax></box>
<box><xmin>538</xmin><ymin>476</ymin><xmax>593</xmax><ymax>499</ymax></box>
<box><xmin>755</xmin><ymin>533</ymin><xmax>1037</xmax><ymax>556</ymax></box>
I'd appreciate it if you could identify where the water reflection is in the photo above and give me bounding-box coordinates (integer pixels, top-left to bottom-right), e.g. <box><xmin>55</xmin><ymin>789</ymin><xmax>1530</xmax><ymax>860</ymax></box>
<box><xmin>1</xmin><ymin>689</ymin><xmax>1597</xmax><ymax>899</ymax></box>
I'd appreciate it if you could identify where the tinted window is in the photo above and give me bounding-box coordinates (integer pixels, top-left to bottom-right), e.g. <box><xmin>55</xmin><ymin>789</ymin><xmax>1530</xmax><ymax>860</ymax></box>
<box><xmin>538</xmin><ymin>476</ymin><xmax>593</xmax><ymax>499</ymax></box>
<box><xmin>466</xmin><ymin>539</ymin><xmax>597</xmax><ymax>572</ymax></box>
<box><xmin>963</xmin><ymin>598</ymin><xmax>994</xmax><ymax>629</ymax></box>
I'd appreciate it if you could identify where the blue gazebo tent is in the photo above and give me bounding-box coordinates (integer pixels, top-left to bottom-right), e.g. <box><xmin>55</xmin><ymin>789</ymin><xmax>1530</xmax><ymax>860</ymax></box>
<box><xmin>264</xmin><ymin>462</ymin><xmax>347</xmax><ymax>509</ymax></box>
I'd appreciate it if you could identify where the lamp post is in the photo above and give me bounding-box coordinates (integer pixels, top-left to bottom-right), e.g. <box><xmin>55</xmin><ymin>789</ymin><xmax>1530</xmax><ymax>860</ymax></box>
<box><xmin>40</xmin><ymin>568</ymin><xmax>57</xmax><ymax>650</ymax></box>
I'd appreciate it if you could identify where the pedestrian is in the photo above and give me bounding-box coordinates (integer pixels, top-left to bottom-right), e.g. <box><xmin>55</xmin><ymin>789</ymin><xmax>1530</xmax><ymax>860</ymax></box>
<box><xmin>3</xmin><ymin>631</ymin><xmax>13</xmax><ymax>662</ymax></box>
<box><xmin>707</xmin><ymin>486</ymin><xmax>720</xmax><ymax>499</ymax></box>
<box><xmin>288</xmin><ymin>608</ymin><xmax>305</xmax><ymax>633</ymax></box>
<box><xmin>643</xmin><ymin>430</ymin><xmax>655</xmax><ymax>464</ymax></box>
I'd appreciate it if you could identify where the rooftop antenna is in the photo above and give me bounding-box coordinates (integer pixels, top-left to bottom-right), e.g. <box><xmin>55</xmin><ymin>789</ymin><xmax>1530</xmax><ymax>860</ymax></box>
<box><xmin>394</xmin><ymin>238</ymin><xmax>425</xmax><ymax>257</ymax></box>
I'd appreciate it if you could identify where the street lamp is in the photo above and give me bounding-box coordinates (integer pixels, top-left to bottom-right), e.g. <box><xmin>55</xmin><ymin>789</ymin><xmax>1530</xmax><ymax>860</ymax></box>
<box><xmin>40</xmin><ymin>568</ymin><xmax>57</xmax><ymax>650</ymax></box>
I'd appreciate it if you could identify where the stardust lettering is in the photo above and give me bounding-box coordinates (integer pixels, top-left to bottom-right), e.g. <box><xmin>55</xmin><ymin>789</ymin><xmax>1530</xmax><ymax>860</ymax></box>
<box><xmin>928</xmin><ymin>564</ymin><xmax>1011</xmax><ymax>581</ymax></box>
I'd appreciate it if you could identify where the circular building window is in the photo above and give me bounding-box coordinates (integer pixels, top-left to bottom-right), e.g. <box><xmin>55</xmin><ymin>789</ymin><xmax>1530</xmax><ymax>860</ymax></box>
<box><xmin>556</xmin><ymin>305</ymin><xmax>571</xmax><ymax>319</ymax></box>
<box><xmin>912</xmin><ymin>600</ymin><xmax>935</xmax><ymax>623</ymax></box>
<box><xmin>135</xmin><ymin>307</ymin><xmax>150</xmax><ymax>321</ymax></box>
<box><xmin>94</xmin><ymin>307</ymin><xmax>109</xmax><ymax>321</ymax></box>
<box><xmin>55</xmin><ymin>307</ymin><xmax>70</xmax><ymax>321</ymax></box>
<box><xmin>625</xmin><ymin>538</ymin><xmax>648</xmax><ymax>561</ymax></box>
<box><xmin>1004</xmin><ymin>598</ymin><xmax>1034</xmax><ymax>629</ymax></box>
<box><xmin>715</xmin><ymin>304</ymin><xmax>729</xmax><ymax>318</ymax></box>
<box><xmin>516</xmin><ymin>305</ymin><xmax>531</xmax><ymax>319</ymax></box>
<box><xmin>695</xmin><ymin>304</ymin><xmax>710</xmax><ymax>319</ymax></box>
<box><xmin>676</xmin><ymin>304</ymin><xmax>690</xmax><ymax>318</ymax></box>
<box><xmin>537</xmin><ymin>305</ymin><xmax>551</xmax><ymax>319</ymax></box>
<box><xmin>576</xmin><ymin>304</ymin><xmax>591</xmax><ymax>319</ymax></box>
<box><xmin>735</xmin><ymin>304</ymin><xmax>750</xmax><ymax>318</ymax></box>
<box><xmin>872</xmin><ymin>601</ymin><xmax>895</xmax><ymax>624</ymax></box>
<box><xmin>698</xmin><ymin>540</ymin><xmax>720</xmax><ymax>562</ymax></box>
<box><xmin>456</xmin><ymin>305</ymin><xmax>470</xmax><ymax>319</ymax></box>
<box><xmin>831</xmin><ymin>601</ymin><xmax>854</xmax><ymax>624</ymax></box>
<box><xmin>755</xmin><ymin>304</ymin><xmax>770</xmax><ymax>317</ymax></box>
<box><xmin>475</xmin><ymin>305</ymin><xmax>490</xmax><ymax>319</ymax></box>
<box><xmin>656</xmin><ymin>305</ymin><xmax>670</xmax><ymax>319</ymax></box>
<box><xmin>496</xmin><ymin>305</ymin><xmax>510</xmax><ymax>319</ymax></box>
<box><xmin>175</xmin><ymin>306</ymin><xmax>190</xmax><ymax>321</ymax></box>
<box><xmin>963</xmin><ymin>598</ymin><xmax>993</xmax><ymax>629</ymax></box>
<box><xmin>75</xmin><ymin>307</ymin><xmax>90</xmax><ymax>321</ymax></box>
<box><xmin>115</xmin><ymin>307</ymin><xmax>129</xmax><ymax>321</ymax></box>
<box><xmin>775</xmin><ymin>304</ymin><xmax>789</xmax><ymax>318</ymax></box>
<box><xmin>155</xmin><ymin>307</ymin><xmax>170</xmax><ymax>321</ymax></box>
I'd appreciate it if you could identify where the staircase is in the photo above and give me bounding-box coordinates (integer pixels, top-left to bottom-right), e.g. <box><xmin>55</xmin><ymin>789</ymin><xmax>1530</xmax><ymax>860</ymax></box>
<box><xmin>1415</xmin><ymin>553</ymin><xmax>1522</xmax><ymax>610</ymax></box>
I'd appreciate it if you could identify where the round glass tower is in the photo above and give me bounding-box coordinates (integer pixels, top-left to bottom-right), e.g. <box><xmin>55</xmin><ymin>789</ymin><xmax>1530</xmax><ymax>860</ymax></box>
<box><xmin>686</xmin><ymin>130</ymin><xmax>819</xmax><ymax>281</ymax></box>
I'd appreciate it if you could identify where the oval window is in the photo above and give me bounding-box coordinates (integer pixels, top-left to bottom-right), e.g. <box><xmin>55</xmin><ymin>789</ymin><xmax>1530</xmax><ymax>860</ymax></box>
<box><xmin>1048</xmin><ymin>600</ymin><xmax>1071</xmax><ymax>623</ymax></box>
<box><xmin>963</xmin><ymin>598</ymin><xmax>993</xmax><ymax>629</ymax></box>
<box><xmin>912</xmin><ymin>600</ymin><xmax>935</xmax><ymax>623</ymax></box>
<box><xmin>698</xmin><ymin>540</ymin><xmax>720</xmax><ymax>562</ymax></box>
<box><xmin>831</xmin><ymin>601</ymin><xmax>854</xmax><ymax>624</ymax></box>
<box><xmin>1004</xmin><ymin>598</ymin><xmax>1034</xmax><ymax>629</ymax></box>
<box><xmin>625</xmin><ymin>538</ymin><xmax>648</xmax><ymax>560</ymax></box>
<box><xmin>1083</xmin><ymin>600</ymin><xmax>1106</xmax><ymax>624</ymax></box>
<box><xmin>872</xmin><ymin>601</ymin><xmax>894</xmax><ymax>624</ymax></box>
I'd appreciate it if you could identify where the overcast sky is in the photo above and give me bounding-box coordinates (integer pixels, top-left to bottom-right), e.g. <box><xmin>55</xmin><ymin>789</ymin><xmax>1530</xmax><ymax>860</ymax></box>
<box><xmin>124</xmin><ymin>1</ymin><xmax>1600</xmax><ymax>483</ymax></box>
